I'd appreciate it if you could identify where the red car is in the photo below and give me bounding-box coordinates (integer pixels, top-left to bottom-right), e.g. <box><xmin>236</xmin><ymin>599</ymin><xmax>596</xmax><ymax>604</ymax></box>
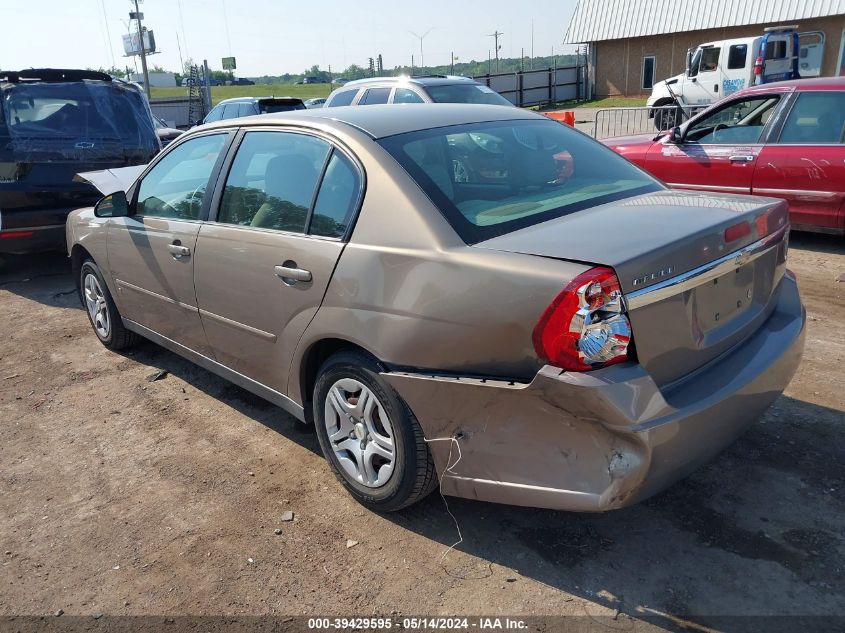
<box><xmin>604</xmin><ymin>77</ymin><xmax>845</xmax><ymax>235</ymax></box>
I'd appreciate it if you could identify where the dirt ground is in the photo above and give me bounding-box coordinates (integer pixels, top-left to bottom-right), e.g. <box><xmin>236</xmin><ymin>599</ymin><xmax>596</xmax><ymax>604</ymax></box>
<box><xmin>0</xmin><ymin>232</ymin><xmax>843</xmax><ymax>631</ymax></box>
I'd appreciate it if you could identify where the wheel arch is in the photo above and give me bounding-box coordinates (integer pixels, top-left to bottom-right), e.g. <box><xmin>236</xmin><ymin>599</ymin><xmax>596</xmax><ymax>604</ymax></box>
<box><xmin>298</xmin><ymin>337</ymin><xmax>384</xmax><ymax>424</ymax></box>
<box><xmin>70</xmin><ymin>244</ymin><xmax>94</xmax><ymax>289</ymax></box>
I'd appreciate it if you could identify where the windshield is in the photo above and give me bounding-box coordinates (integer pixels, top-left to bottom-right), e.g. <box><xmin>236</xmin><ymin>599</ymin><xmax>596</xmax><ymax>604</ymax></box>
<box><xmin>0</xmin><ymin>80</ymin><xmax>158</xmax><ymax>163</ymax></box>
<box><xmin>426</xmin><ymin>83</ymin><xmax>513</xmax><ymax>106</ymax></box>
<box><xmin>379</xmin><ymin>119</ymin><xmax>661</xmax><ymax>243</ymax></box>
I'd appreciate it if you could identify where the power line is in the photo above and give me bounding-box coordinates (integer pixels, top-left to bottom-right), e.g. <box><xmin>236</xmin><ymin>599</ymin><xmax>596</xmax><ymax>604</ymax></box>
<box><xmin>97</xmin><ymin>0</ymin><xmax>116</xmax><ymax>67</ymax></box>
<box><xmin>220</xmin><ymin>0</ymin><xmax>233</xmax><ymax>56</ymax></box>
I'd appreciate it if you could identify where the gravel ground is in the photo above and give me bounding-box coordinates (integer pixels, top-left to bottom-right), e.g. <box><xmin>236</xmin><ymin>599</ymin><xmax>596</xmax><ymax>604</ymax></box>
<box><xmin>0</xmin><ymin>232</ymin><xmax>843</xmax><ymax>631</ymax></box>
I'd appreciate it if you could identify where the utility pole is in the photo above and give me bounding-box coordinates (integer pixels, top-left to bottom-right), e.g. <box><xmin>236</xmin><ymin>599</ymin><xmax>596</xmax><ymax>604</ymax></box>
<box><xmin>487</xmin><ymin>30</ymin><xmax>503</xmax><ymax>72</ymax></box>
<box><xmin>132</xmin><ymin>0</ymin><xmax>150</xmax><ymax>98</ymax></box>
<box><xmin>409</xmin><ymin>28</ymin><xmax>433</xmax><ymax>70</ymax></box>
<box><xmin>530</xmin><ymin>19</ymin><xmax>534</xmax><ymax>69</ymax></box>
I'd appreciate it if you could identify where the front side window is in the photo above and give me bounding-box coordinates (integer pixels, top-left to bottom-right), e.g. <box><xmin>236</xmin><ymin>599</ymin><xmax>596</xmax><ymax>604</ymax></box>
<box><xmin>359</xmin><ymin>88</ymin><xmax>391</xmax><ymax>105</ymax></box>
<box><xmin>685</xmin><ymin>96</ymin><xmax>781</xmax><ymax>144</ymax></box>
<box><xmin>136</xmin><ymin>133</ymin><xmax>227</xmax><ymax>219</ymax></box>
<box><xmin>328</xmin><ymin>90</ymin><xmax>357</xmax><ymax>107</ymax></box>
<box><xmin>204</xmin><ymin>105</ymin><xmax>225</xmax><ymax>123</ymax></box>
<box><xmin>379</xmin><ymin>120</ymin><xmax>661</xmax><ymax>244</ymax></box>
<box><xmin>778</xmin><ymin>92</ymin><xmax>845</xmax><ymax>144</ymax></box>
<box><xmin>217</xmin><ymin>131</ymin><xmax>330</xmax><ymax>232</ymax></box>
<box><xmin>700</xmin><ymin>47</ymin><xmax>721</xmax><ymax>73</ymax></box>
<box><xmin>727</xmin><ymin>44</ymin><xmax>747</xmax><ymax>70</ymax></box>
<box><xmin>393</xmin><ymin>88</ymin><xmax>425</xmax><ymax>104</ymax></box>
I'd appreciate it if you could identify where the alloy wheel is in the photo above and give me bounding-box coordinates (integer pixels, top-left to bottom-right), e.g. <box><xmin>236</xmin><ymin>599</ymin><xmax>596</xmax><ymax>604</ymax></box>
<box><xmin>83</xmin><ymin>273</ymin><xmax>110</xmax><ymax>339</ymax></box>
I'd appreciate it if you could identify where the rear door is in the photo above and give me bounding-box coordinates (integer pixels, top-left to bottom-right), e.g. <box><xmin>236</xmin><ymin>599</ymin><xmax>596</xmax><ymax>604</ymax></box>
<box><xmin>107</xmin><ymin>132</ymin><xmax>231</xmax><ymax>355</ymax></box>
<box><xmin>753</xmin><ymin>90</ymin><xmax>845</xmax><ymax>232</ymax></box>
<box><xmin>647</xmin><ymin>93</ymin><xmax>783</xmax><ymax>194</ymax></box>
<box><xmin>193</xmin><ymin>129</ymin><xmax>362</xmax><ymax>393</ymax></box>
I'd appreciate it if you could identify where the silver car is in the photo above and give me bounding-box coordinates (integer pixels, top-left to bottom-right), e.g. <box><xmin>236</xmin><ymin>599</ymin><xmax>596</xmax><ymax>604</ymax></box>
<box><xmin>324</xmin><ymin>75</ymin><xmax>514</xmax><ymax>108</ymax></box>
<box><xmin>67</xmin><ymin>105</ymin><xmax>805</xmax><ymax>512</ymax></box>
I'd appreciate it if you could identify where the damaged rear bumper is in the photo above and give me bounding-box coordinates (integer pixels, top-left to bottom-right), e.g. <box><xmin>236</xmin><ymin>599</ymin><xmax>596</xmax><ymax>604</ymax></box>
<box><xmin>383</xmin><ymin>277</ymin><xmax>805</xmax><ymax>512</ymax></box>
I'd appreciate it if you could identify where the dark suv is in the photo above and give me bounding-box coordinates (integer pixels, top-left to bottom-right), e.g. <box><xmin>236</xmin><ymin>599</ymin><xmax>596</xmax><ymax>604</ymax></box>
<box><xmin>324</xmin><ymin>75</ymin><xmax>513</xmax><ymax>107</ymax></box>
<box><xmin>0</xmin><ymin>69</ymin><xmax>159</xmax><ymax>258</ymax></box>
<box><xmin>201</xmin><ymin>96</ymin><xmax>305</xmax><ymax>124</ymax></box>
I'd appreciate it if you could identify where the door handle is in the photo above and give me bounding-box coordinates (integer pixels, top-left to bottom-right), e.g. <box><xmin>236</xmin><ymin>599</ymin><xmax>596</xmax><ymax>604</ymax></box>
<box><xmin>168</xmin><ymin>243</ymin><xmax>191</xmax><ymax>258</ymax></box>
<box><xmin>729</xmin><ymin>155</ymin><xmax>755</xmax><ymax>163</ymax></box>
<box><xmin>275</xmin><ymin>265</ymin><xmax>312</xmax><ymax>283</ymax></box>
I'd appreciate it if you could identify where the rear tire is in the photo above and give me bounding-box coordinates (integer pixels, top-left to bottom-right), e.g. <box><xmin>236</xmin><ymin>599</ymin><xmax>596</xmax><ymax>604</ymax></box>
<box><xmin>313</xmin><ymin>350</ymin><xmax>437</xmax><ymax>512</ymax></box>
<box><xmin>79</xmin><ymin>259</ymin><xmax>138</xmax><ymax>350</ymax></box>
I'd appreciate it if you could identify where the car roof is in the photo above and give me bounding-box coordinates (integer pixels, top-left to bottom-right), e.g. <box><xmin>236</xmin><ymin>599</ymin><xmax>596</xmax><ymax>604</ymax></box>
<box><xmin>341</xmin><ymin>75</ymin><xmax>477</xmax><ymax>88</ymax></box>
<box><xmin>200</xmin><ymin>103</ymin><xmax>539</xmax><ymax>139</ymax></box>
<box><xmin>215</xmin><ymin>96</ymin><xmax>303</xmax><ymax>105</ymax></box>
<box><xmin>732</xmin><ymin>76</ymin><xmax>845</xmax><ymax>98</ymax></box>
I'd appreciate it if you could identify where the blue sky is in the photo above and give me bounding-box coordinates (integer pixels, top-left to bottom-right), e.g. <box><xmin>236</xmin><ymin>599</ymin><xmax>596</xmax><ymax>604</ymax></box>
<box><xmin>4</xmin><ymin>0</ymin><xmax>579</xmax><ymax>76</ymax></box>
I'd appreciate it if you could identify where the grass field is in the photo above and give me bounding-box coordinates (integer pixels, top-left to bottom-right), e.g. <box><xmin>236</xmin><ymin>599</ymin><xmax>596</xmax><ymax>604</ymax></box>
<box><xmin>574</xmin><ymin>96</ymin><xmax>648</xmax><ymax>108</ymax></box>
<box><xmin>150</xmin><ymin>83</ymin><xmax>334</xmax><ymax>105</ymax></box>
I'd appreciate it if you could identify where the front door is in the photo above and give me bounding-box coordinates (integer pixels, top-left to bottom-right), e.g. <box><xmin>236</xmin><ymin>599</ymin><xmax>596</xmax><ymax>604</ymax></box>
<box><xmin>753</xmin><ymin>91</ymin><xmax>845</xmax><ymax>232</ymax></box>
<box><xmin>647</xmin><ymin>93</ymin><xmax>783</xmax><ymax>195</ymax></box>
<box><xmin>107</xmin><ymin>132</ymin><xmax>230</xmax><ymax>355</ymax></box>
<box><xmin>683</xmin><ymin>46</ymin><xmax>722</xmax><ymax>105</ymax></box>
<box><xmin>193</xmin><ymin>129</ymin><xmax>362</xmax><ymax>393</ymax></box>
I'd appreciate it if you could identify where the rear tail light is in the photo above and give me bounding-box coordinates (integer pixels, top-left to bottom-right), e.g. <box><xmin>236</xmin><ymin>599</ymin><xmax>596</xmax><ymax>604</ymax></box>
<box><xmin>724</xmin><ymin>220</ymin><xmax>751</xmax><ymax>243</ymax></box>
<box><xmin>0</xmin><ymin>231</ymin><xmax>35</xmax><ymax>239</ymax></box>
<box><xmin>532</xmin><ymin>267</ymin><xmax>633</xmax><ymax>372</ymax></box>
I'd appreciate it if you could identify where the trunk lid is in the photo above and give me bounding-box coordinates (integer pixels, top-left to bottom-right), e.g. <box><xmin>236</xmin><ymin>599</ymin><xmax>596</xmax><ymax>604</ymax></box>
<box><xmin>476</xmin><ymin>189</ymin><xmax>790</xmax><ymax>387</ymax></box>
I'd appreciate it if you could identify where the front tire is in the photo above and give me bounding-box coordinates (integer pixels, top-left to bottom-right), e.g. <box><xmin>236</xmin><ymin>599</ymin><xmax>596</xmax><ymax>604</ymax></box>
<box><xmin>313</xmin><ymin>350</ymin><xmax>437</xmax><ymax>512</ymax></box>
<box><xmin>79</xmin><ymin>259</ymin><xmax>138</xmax><ymax>350</ymax></box>
<box><xmin>653</xmin><ymin>101</ymin><xmax>682</xmax><ymax>130</ymax></box>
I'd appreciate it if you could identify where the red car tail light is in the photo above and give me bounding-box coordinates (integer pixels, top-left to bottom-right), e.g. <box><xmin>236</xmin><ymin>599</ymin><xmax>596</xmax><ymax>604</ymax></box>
<box><xmin>0</xmin><ymin>231</ymin><xmax>35</xmax><ymax>239</ymax></box>
<box><xmin>532</xmin><ymin>267</ymin><xmax>633</xmax><ymax>372</ymax></box>
<box><xmin>724</xmin><ymin>221</ymin><xmax>751</xmax><ymax>243</ymax></box>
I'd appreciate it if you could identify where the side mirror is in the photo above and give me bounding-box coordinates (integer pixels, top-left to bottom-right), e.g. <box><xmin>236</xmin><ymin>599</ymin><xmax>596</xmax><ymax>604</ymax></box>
<box><xmin>668</xmin><ymin>126</ymin><xmax>683</xmax><ymax>144</ymax></box>
<box><xmin>94</xmin><ymin>191</ymin><xmax>129</xmax><ymax>218</ymax></box>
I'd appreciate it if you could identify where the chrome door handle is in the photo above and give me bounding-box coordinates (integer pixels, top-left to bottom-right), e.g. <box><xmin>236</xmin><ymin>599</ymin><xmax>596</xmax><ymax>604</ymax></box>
<box><xmin>729</xmin><ymin>155</ymin><xmax>754</xmax><ymax>163</ymax></box>
<box><xmin>275</xmin><ymin>265</ymin><xmax>312</xmax><ymax>283</ymax></box>
<box><xmin>168</xmin><ymin>243</ymin><xmax>191</xmax><ymax>258</ymax></box>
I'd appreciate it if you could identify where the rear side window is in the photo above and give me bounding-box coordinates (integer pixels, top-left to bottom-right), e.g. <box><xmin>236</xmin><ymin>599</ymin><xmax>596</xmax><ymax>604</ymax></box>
<box><xmin>310</xmin><ymin>152</ymin><xmax>360</xmax><ymax>238</ymax></box>
<box><xmin>237</xmin><ymin>103</ymin><xmax>257</xmax><ymax>117</ymax></box>
<box><xmin>221</xmin><ymin>103</ymin><xmax>240</xmax><ymax>119</ymax></box>
<box><xmin>778</xmin><ymin>92</ymin><xmax>845</xmax><ymax>144</ymax></box>
<box><xmin>217</xmin><ymin>131</ymin><xmax>330</xmax><ymax>232</ymax></box>
<box><xmin>766</xmin><ymin>40</ymin><xmax>788</xmax><ymax>60</ymax></box>
<box><xmin>359</xmin><ymin>88</ymin><xmax>391</xmax><ymax>105</ymax></box>
<box><xmin>328</xmin><ymin>90</ymin><xmax>357</xmax><ymax>107</ymax></box>
<box><xmin>727</xmin><ymin>44</ymin><xmax>747</xmax><ymax>69</ymax></box>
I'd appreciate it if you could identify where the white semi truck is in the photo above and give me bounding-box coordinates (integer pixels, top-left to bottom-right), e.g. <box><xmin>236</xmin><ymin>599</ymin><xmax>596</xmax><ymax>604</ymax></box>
<box><xmin>647</xmin><ymin>26</ymin><xmax>823</xmax><ymax>129</ymax></box>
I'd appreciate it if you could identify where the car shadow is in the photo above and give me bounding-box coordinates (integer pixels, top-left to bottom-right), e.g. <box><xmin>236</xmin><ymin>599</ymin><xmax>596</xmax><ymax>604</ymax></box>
<box><xmin>384</xmin><ymin>394</ymin><xmax>844</xmax><ymax>630</ymax></box>
<box><xmin>789</xmin><ymin>230</ymin><xmax>845</xmax><ymax>255</ymax></box>
<box><xmin>0</xmin><ymin>251</ymin><xmax>80</xmax><ymax>310</ymax></box>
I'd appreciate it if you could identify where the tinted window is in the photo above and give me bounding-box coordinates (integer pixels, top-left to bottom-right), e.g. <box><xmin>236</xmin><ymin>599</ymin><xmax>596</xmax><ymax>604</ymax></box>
<box><xmin>217</xmin><ymin>131</ymin><xmax>330</xmax><ymax>232</ymax></box>
<box><xmin>379</xmin><ymin>120</ymin><xmax>660</xmax><ymax>244</ymax></box>
<box><xmin>221</xmin><ymin>103</ymin><xmax>240</xmax><ymax>119</ymax></box>
<box><xmin>778</xmin><ymin>92</ymin><xmax>845</xmax><ymax>144</ymax></box>
<box><xmin>136</xmin><ymin>133</ymin><xmax>227</xmax><ymax>220</ymax></box>
<box><xmin>642</xmin><ymin>57</ymin><xmax>655</xmax><ymax>90</ymax></box>
<box><xmin>259</xmin><ymin>101</ymin><xmax>306</xmax><ymax>113</ymax></box>
<box><xmin>686</xmin><ymin>96</ymin><xmax>780</xmax><ymax>144</ymax></box>
<box><xmin>328</xmin><ymin>90</ymin><xmax>357</xmax><ymax>107</ymax></box>
<box><xmin>310</xmin><ymin>152</ymin><xmax>359</xmax><ymax>238</ymax></box>
<box><xmin>237</xmin><ymin>103</ymin><xmax>257</xmax><ymax>117</ymax></box>
<box><xmin>360</xmin><ymin>88</ymin><xmax>391</xmax><ymax>105</ymax></box>
<box><xmin>426</xmin><ymin>83</ymin><xmax>512</xmax><ymax>106</ymax></box>
<box><xmin>700</xmin><ymin>47</ymin><xmax>721</xmax><ymax>72</ymax></box>
<box><xmin>393</xmin><ymin>88</ymin><xmax>425</xmax><ymax>104</ymax></box>
<box><xmin>204</xmin><ymin>105</ymin><xmax>225</xmax><ymax>123</ymax></box>
<box><xmin>727</xmin><ymin>44</ymin><xmax>747</xmax><ymax>70</ymax></box>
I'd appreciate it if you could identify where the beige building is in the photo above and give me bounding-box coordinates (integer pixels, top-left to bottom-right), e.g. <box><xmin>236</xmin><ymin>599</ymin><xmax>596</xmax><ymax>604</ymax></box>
<box><xmin>564</xmin><ymin>0</ymin><xmax>845</xmax><ymax>98</ymax></box>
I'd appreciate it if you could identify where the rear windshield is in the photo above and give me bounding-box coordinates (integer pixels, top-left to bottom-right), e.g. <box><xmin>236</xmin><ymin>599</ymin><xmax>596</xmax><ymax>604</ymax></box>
<box><xmin>379</xmin><ymin>119</ymin><xmax>662</xmax><ymax>243</ymax></box>
<box><xmin>0</xmin><ymin>80</ymin><xmax>158</xmax><ymax>163</ymax></box>
<box><xmin>426</xmin><ymin>83</ymin><xmax>513</xmax><ymax>106</ymax></box>
<box><xmin>259</xmin><ymin>101</ymin><xmax>306</xmax><ymax>113</ymax></box>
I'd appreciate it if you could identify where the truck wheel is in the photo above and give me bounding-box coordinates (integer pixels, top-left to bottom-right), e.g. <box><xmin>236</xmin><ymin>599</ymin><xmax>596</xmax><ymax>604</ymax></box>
<box><xmin>654</xmin><ymin>102</ymin><xmax>682</xmax><ymax>130</ymax></box>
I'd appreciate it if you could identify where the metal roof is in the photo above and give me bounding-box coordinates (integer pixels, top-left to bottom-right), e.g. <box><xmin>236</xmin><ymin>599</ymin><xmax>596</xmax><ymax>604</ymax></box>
<box><xmin>564</xmin><ymin>0</ymin><xmax>845</xmax><ymax>43</ymax></box>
